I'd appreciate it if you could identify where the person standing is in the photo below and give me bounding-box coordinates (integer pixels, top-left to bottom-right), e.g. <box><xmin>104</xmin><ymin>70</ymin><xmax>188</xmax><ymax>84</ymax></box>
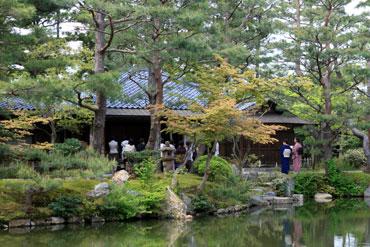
<box><xmin>279</xmin><ymin>140</ymin><xmax>292</xmax><ymax>174</ymax></box>
<box><xmin>292</xmin><ymin>137</ymin><xmax>303</xmax><ymax>172</ymax></box>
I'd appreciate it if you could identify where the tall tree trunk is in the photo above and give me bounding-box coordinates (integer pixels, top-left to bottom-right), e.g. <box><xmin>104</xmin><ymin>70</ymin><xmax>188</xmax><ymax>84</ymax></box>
<box><xmin>50</xmin><ymin>121</ymin><xmax>57</xmax><ymax>144</ymax></box>
<box><xmin>146</xmin><ymin>17</ymin><xmax>162</xmax><ymax>150</ymax></box>
<box><xmin>322</xmin><ymin>72</ymin><xmax>333</xmax><ymax>166</ymax></box>
<box><xmin>198</xmin><ymin>142</ymin><xmax>216</xmax><ymax>193</ymax></box>
<box><xmin>91</xmin><ymin>12</ymin><xmax>107</xmax><ymax>154</ymax></box>
<box><xmin>294</xmin><ymin>0</ymin><xmax>303</xmax><ymax>76</ymax></box>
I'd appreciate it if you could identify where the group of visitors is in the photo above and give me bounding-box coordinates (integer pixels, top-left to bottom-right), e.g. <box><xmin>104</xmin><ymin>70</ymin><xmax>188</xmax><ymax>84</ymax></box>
<box><xmin>279</xmin><ymin>137</ymin><xmax>303</xmax><ymax>174</ymax></box>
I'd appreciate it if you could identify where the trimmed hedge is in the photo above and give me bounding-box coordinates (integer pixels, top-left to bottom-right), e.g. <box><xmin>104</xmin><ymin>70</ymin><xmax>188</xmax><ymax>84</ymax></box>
<box><xmin>193</xmin><ymin>155</ymin><xmax>232</xmax><ymax>181</ymax></box>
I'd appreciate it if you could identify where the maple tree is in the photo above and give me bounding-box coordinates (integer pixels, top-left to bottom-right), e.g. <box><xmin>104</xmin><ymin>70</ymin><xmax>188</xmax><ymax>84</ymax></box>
<box><xmin>161</xmin><ymin>57</ymin><xmax>284</xmax><ymax>191</ymax></box>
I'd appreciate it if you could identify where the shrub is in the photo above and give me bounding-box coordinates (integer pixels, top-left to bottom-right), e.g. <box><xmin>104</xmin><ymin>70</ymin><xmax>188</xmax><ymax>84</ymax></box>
<box><xmin>208</xmin><ymin>175</ymin><xmax>250</xmax><ymax>204</ymax></box>
<box><xmin>0</xmin><ymin>144</ymin><xmax>14</xmax><ymax>163</ymax></box>
<box><xmin>16</xmin><ymin>164</ymin><xmax>41</xmax><ymax>180</ymax></box>
<box><xmin>193</xmin><ymin>155</ymin><xmax>232</xmax><ymax>181</ymax></box>
<box><xmin>342</xmin><ymin>149</ymin><xmax>366</xmax><ymax>168</ymax></box>
<box><xmin>294</xmin><ymin>172</ymin><xmax>328</xmax><ymax>197</ymax></box>
<box><xmin>133</xmin><ymin>158</ymin><xmax>157</xmax><ymax>183</ymax></box>
<box><xmin>191</xmin><ymin>194</ymin><xmax>214</xmax><ymax>213</ymax></box>
<box><xmin>100</xmin><ymin>183</ymin><xmax>165</xmax><ymax>219</ymax></box>
<box><xmin>48</xmin><ymin>195</ymin><xmax>83</xmax><ymax>218</ymax></box>
<box><xmin>23</xmin><ymin>148</ymin><xmax>47</xmax><ymax>162</ymax></box>
<box><xmin>327</xmin><ymin>159</ymin><xmax>362</xmax><ymax>197</ymax></box>
<box><xmin>54</xmin><ymin>138</ymin><xmax>82</xmax><ymax>155</ymax></box>
<box><xmin>125</xmin><ymin>150</ymin><xmax>160</xmax><ymax>165</ymax></box>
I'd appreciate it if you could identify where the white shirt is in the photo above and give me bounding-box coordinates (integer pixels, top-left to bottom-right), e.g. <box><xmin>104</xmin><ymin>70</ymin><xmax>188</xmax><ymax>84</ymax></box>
<box><xmin>108</xmin><ymin>140</ymin><xmax>118</xmax><ymax>154</ymax></box>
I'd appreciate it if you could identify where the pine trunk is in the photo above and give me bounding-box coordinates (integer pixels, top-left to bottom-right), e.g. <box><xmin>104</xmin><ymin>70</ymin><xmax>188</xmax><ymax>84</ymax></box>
<box><xmin>146</xmin><ymin>18</ymin><xmax>162</xmax><ymax>150</ymax></box>
<box><xmin>91</xmin><ymin>12</ymin><xmax>107</xmax><ymax>154</ymax></box>
<box><xmin>322</xmin><ymin>72</ymin><xmax>333</xmax><ymax>168</ymax></box>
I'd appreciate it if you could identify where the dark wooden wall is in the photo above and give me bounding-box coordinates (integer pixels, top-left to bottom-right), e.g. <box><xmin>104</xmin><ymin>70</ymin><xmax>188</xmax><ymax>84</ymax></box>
<box><xmin>220</xmin><ymin>124</ymin><xmax>297</xmax><ymax>166</ymax></box>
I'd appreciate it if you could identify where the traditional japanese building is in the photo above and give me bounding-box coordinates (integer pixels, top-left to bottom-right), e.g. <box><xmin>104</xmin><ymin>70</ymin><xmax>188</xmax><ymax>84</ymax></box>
<box><xmin>1</xmin><ymin>70</ymin><xmax>311</xmax><ymax>166</ymax></box>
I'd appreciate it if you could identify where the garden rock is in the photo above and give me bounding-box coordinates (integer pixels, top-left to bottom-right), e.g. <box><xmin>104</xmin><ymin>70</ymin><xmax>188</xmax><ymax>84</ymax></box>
<box><xmin>314</xmin><ymin>193</ymin><xmax>332</xmax><ymax>203</ymax></box>
<box><xmin>164</xmin><ymin>186</ymin><xmax>187</xmax><ymax>219</ymax></box>
<box><xmin>364</xmin><ymin>186</ymin><xmax>370</xmax><ymax>197</ymax></box>
<box><xmin>250</xmin><ymin>195</ymin><xmax>269</xmax><ymax>206</ymax></box>
<box><xmin>273</xmin><ymin>197</ymin><xmax>293</xmax><ymax>204</ymax></box>
<box><xmin>8</xmin><ymin>219</ymin><xmax>33</xmax><ymax>228</ymax></box>
<box><xmin>90</xmin><ymin>216</ymin><xmax>105</xmax><ymax>223</ymax></box>
<box><xmin>87</xmin><ymin>182</ymin><xmax>110</xmax><ymax>198</ymax></box>
<box><xmin>51</xmin><ymin>217</ymin><xmax>65</xmax><ymax>225</ymax></box>
<box><xmin>67</xmin><ymin>217</ymin><xmax>84</xmax><ymax>224</ymax></box>
<box><xmin>180</xmin><ymin>193</ymin><xmax>192</xmax><ymax>214</ymax></box>
<box><xmin>33</xmin><ymin>218</ymin><xmax>52</xmax><ymax>226</ymax></box>
<box><xmin>292</xmin><ymin>194</ymin><xmax>304</xmax><ymax>205</ymax></box>
<box><xmin>112</xmin><ymin>170</ymin><xmax>130</xmax><ymax>185</ymax></box>
<box><xmin>265</xmin><ymin>191</ymin><xmax>276</xmax><ymax>197</ymax></box>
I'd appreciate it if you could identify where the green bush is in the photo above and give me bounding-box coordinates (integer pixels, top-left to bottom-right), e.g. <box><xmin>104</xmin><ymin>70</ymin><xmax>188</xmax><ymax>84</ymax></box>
<box><xmin>191</xmin><ymin>194</ymin><xmax>214</xmax><ymax>213</ymax></box>
<box><xmin>294</xmin><ymin>172</ymin><xmax>328</xmax><ymax>197</ymax></box>
<box><xmin>0</xmin><ymin>144</ymin><xmax>14</xmax><ymax>163</ymax></box>
<box><xmin>48</xmin><ymin>195</ymin><xmax>83</xmax><ymax>218</ymax></box>
<box><xmin>193</xmin><ymin>155</ymin><xmax>232</xmax><ymax>181</ymax></box>
<box><xmin>208</xmin><ymin>175</ymin><xmax>250</xmax><ymax>204</ymax></box>
<box><xmin>23</xmin><ymin>148</ymin><xmax>48</xmax><ymax>162</ymax></box>
<box><xmin>0</xmin><ymin>163</ymin><xmax>19</xmax><ymax>179</ymax></box>
<box><xmin>327</xmin><ymin>160</ymin><xmax>362</xmax><ymax>197</ymax></box>
<box><xmin>125</xmin><ymin>150</ymin><xmax>160</xmax><ymax>165</ymax></box>
<box><xmin>342</xmin><ymin>149</ymin><xmax>366</xmax><ymax>168</ymax></box>
<box><xmin>100</xmin><ymin>183</ymin><xmax>165</xmax><ymax>220</ymax></box>
<box><xmin>54</xmin><ymin>138</ymin><xmax>82</xmax><ymax>155</ymax></box>
<box><xmin>133</xmin><ymin>158</ymin><xmax>157</xmax><ymax>183</ymax></box>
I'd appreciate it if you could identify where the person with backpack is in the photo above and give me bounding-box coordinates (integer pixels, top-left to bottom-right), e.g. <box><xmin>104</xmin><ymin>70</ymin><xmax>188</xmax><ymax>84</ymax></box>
<box><xmin>280</xmin><ymin>140</ymin><xmax>292</xmax><ymax>174</ymax></box>
<box><xmin>292</xmin><ymin>137</ymin><xmax>303</xmax><ymax>172</ymax></box>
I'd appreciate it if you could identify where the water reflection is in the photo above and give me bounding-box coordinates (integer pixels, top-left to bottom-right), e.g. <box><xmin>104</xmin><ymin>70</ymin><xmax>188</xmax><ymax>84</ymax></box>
<box><xmin>1</xmin><ymin>200</ymin><xmax>370</xmax><ymax>247</ymax></box>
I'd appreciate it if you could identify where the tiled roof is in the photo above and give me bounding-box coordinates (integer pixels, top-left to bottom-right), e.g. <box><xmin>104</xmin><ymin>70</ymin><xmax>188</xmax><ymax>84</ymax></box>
<box><xmin>107</xmin><ymin>70</ymin><xmax>201</xmax><ymax>110</ymax></box>
<box><xmin>0</xmin><ymin>98</ymin><xmax>35</xmax><ymax>111</ymax></box>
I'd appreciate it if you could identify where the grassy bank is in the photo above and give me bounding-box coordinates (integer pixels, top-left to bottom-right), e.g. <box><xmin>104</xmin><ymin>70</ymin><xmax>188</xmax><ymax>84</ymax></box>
<box><xmin>0</xmin><ymin>173</ymin><xmax>252</xmax><ymax>224</ymax></box>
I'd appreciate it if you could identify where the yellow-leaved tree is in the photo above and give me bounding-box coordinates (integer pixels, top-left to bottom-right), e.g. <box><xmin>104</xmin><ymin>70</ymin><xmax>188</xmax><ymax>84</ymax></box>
<box><xmin>161</xmin><ymin>56</ymin><xmax>284</xmax><ymax>192</ymax></box>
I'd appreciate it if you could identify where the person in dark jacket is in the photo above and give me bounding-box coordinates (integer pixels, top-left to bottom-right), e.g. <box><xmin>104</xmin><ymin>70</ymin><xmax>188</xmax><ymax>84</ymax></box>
<box><xmin>279</xmin><ymin>140</ymin><xmax>292</xmax><ymax>174</ymax></box>
<box><xmin>136</xmin><ymin>138</ymin><xmax>146</xmax><ymax>152</ymax></box>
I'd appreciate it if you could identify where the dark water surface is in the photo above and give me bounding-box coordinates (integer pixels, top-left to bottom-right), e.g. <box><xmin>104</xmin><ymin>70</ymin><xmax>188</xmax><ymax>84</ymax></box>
<box><xmin>1</xmin><ymin>199</ymin><xmax>370</xmax><ymax>247</ymax></box>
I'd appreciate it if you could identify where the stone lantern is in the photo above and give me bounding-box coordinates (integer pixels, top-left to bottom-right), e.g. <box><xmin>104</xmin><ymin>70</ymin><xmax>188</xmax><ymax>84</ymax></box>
<box><xmin>161</xmin><ymin>141</ymin><xmax>175</xmax><ymax>172</ymax></box>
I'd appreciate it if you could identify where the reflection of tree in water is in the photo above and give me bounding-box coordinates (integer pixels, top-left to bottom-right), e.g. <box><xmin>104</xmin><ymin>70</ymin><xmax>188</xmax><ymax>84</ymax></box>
<box><xmin>295</xmin><ymin>199</ymin><xmax>370</xmax><ymax>247</ymax></box>
<box><xmin>2</xmin><ymin>200</ymin><xmax>370</xmax><ymax>246</ymax></box>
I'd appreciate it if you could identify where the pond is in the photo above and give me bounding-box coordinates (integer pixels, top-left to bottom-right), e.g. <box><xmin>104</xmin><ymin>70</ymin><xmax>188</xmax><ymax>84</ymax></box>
<box><xmin>1</xmin><ymin>199</ymin><xmax>370</xmax><ymax>247</ymax></box>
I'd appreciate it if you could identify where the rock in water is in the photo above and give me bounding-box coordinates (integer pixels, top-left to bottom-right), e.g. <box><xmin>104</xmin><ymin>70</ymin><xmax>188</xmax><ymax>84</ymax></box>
<box><xmin>8</xmin><ymin>219</ymin><xmax>32</xmax><ymax>228</ymax></box>
<box><xmin>314</xmin><ymin>193</ymin><xmax>332</xmax><ymax>203</ymax></box>
<box><xmin>87</xmin><ymin>182</ymin><xmax>110</xmax><ymax>198</ymax></box>
<box><xmin>164</xmin><ymin>187</ymin><xmax>187</xmax><ymax>219</ymax></box>
<box><xmin>112</xmin><ymin>170</ymin><xmax>130</xmax><ymax>185</ymax></box>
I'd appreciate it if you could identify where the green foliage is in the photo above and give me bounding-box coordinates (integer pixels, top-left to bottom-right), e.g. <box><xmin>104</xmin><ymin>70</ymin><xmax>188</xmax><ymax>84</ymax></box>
<box><xmin>191</xmin><ymin>194</ymin><xmax>214</xmax><ymax>214</ymax></box>
<box><xmin>342</xmin><ymin>149</ymin><xmax>367</xmax><ymax>169</ymax></box>
<box><xmin>23</xmin><ymin>147</ymin><xmax>47</xmax><ymax>162</ymax></box>
<box><xmin>193</xmin><ymin>155</ymin><xmax>232</xmax><ymax>181</ymax></box>
<box><xmin>0</xmin><ymin>146</ymin><xmax>115</xmax><ymax>179</ymax></box>
<box><xmin>294</xmin><ymin>172</ymin><xmax>329</xmax><ymax>197</ymax></box>
<box><xmin>133</xmin><ymin>158</ymin><xmax>157</xmax><ymax>183</ymax></box>
<box><xmin>48</xmin><ymin>195</ymin><xmax>83</xmax><ymax>218</ymax></box>
<box><xmin>125</xmin><ymin>150</ymin><xmax>160</xmax><ymax>165</ymax></box>
<box><xmin>100</xmin><ymin>182</ymin><xmax>166</xmax><ymax>220</ymax></box>
<box><xmin>0</xmin><ymin>144</ymin><xmax>14</xmax><ymax>163</ymax></box>
<box><xmin>16</xmin><ymin>164</ymin><xmax>41</xmax><ymax>180</ymax></box>
<box><xmin>54</xmin><ymin>138</ymin><xmax>82</xmax><ymax>155</ymax></box>
<box><xmin>326</xmin><ymin>160</ymin><xmax>362</xmax><ymax>197</ymax></box>
<box><xmin>208</xmin><ymin>175</ymin><xmax>250</xmax><ymax>205</ymax></box>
